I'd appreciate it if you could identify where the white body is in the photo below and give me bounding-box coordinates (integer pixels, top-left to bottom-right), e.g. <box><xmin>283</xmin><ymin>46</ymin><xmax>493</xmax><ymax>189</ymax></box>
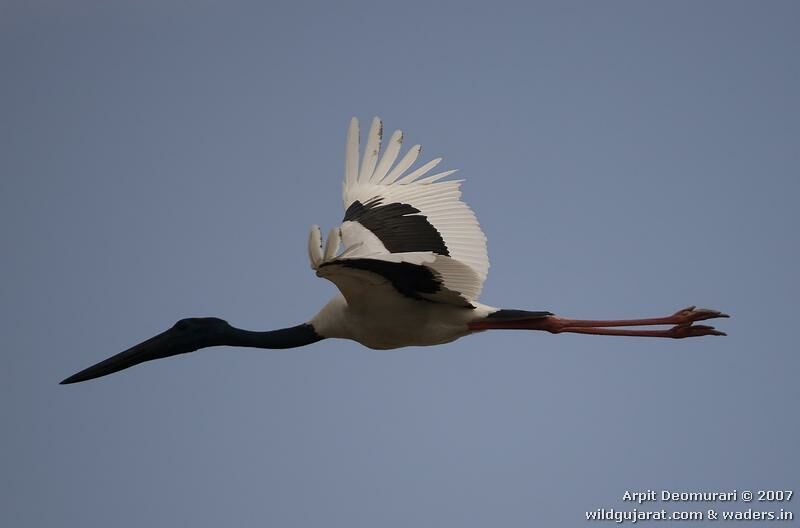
<box><xmin>311</xmin><ymin>293</ymin><xmax>495</xmax><ymax>349</ymax></box>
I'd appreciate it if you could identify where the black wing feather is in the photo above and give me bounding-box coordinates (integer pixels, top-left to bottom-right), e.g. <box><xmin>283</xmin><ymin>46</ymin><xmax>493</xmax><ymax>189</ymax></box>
<box><xmin>343</xmin><ymin>198</ymin><xmax>449</xmax><ymax>256</ymax></box>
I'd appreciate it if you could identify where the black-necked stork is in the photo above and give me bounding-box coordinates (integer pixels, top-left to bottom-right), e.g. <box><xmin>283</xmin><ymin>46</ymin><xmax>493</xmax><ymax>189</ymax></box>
<box><xmin>61</xmin><ymin>117</ymin><xmax>728</xmax><ymax>384</ymax></box>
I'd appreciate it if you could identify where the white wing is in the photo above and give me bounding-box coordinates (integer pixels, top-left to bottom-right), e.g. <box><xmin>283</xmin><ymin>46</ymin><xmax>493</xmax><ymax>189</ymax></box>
<box><xmin>313</xmin><ymin>117</ymin><xmax>489</xmax><ymax>307</ymax></box>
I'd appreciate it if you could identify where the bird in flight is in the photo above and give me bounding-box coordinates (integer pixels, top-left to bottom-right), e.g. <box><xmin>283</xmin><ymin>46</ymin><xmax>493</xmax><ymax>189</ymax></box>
<box><xmin>61</xmin><ymin>117</ymin><xmax>728</xmax><ymax>385</ymax></box>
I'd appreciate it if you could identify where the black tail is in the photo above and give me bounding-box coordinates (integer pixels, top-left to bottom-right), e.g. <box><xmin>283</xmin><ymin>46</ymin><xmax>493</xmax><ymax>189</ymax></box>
<box><xmin>485</xmin><ymin>309</ymin><xmax>553</xmax><ymax>321</ymax></box>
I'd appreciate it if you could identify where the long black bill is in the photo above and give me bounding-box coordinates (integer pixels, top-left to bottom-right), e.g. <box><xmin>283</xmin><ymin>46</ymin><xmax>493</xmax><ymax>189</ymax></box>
<box><xmin>59</xmin><ymin>318</ymin><xmax>231</xmax><ymax>385</ymax></box>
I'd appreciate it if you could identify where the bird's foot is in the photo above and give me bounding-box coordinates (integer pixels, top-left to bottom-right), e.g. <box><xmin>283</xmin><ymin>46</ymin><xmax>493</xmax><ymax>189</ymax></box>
<box><xmin>671</xmin><ymin>306</ymin><xmax>730</xmax><ymax>325</ymax></box>
<box><xmin>665</xmin><ymin>307</ymin><xmax>729</xmax><ymax>338</ymax></box>
<box><xmin>667</xmin><ymin>323</ymin><xmax>727</xmax><ymax>339</ymax></box>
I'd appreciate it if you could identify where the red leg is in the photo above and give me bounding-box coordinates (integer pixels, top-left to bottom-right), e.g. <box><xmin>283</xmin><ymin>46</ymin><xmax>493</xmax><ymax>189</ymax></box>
<box><xmin>554</xmin><ymin>324</ymin><xmax>726</xmax><ymax>338</ymax></box>
<box><xmin>550</xmin><ymin>306</ymin><xmax>728</xmax><ymax>328</ymax></box>
<box><xmin>469</xmin><ymin>306</ymin><xmax>728</xmax><ymax>339</ymax></box>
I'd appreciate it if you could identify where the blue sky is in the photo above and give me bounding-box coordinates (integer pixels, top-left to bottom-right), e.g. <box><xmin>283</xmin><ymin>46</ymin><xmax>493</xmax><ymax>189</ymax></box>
<box><xmin>2</xmin><ymin>1</ymin><xmax>798</xmax><ymax>526</ymax></box>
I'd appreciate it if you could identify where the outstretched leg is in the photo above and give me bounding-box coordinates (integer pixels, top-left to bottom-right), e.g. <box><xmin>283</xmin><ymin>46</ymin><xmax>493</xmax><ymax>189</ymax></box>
<box><xmin>469</xmin><ymin>306</ymin><xmax>729</xmax><ymax>338</ymax></box>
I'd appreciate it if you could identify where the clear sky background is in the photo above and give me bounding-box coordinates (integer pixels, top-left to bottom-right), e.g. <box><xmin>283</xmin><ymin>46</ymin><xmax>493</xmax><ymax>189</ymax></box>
<box><xmin>2</xmin><ymin>1</ymin><xmax>798</xmax><ymax>526</ymax></box>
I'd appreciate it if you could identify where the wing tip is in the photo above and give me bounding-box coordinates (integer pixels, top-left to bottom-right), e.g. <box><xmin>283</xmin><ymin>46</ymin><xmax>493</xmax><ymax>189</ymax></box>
<box><xmin>323</xmin><ymin>227</ymin><xmax>341</xmax><ymax>261</ymax></box>
<box><xmin>308</xmin><ymin>224</ymin><xmax>323</xmax><ymax>269</ymax></box>
<box><xmin>358</xmin><ymin>116</ymin><xmax>384</xmax><ymax>183</ymax></box>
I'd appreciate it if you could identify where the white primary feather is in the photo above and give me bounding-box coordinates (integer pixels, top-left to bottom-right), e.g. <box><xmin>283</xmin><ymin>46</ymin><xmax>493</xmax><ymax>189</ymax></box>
<box><xmin>395</xmin><ymin>157</ymin><xmax>442</xmax><ymax>185</ymax></box>
<box><xmin>323</xmin><ymin>227</ymin><xmax>341</xmax><ymax>262</ymax></box>
<box><xmin>358</xmin><ymin>117</ymin><xmax>382</xmax><ymax>183</ymax></box>
<box><xmin>370</xmin><ymin>129</ymin><xmax>403</xmax><ymax>183</ymax></box>
<box><xmin>382</xmin><ymin>144</ymin><xmax>421</xmax><ymax>185</ymax></box>
<box><xmin>344</xmin><ymin>118</ymin><xmax>359</xmax><ymax>195</ymax></box>
<box><xmin>308</xmin><ymin>225</ymin><xmax>323</xmax><ymax>270</ymax></box>
<box><xmin>416</xmin><ymin>169</ymin><xmax>458</xmax><ymax>185</ymax></box>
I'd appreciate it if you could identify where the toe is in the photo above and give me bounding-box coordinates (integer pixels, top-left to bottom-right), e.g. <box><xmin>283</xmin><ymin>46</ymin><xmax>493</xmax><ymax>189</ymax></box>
<box><xmin>674</xmin><ymin>307</ymin><xmax>730</xmax><ymax>323</ymax></box>
<box><xmin>669</xmin><ymin>323</ymin><xmax>727</xmax><ymax>338</ymax></box>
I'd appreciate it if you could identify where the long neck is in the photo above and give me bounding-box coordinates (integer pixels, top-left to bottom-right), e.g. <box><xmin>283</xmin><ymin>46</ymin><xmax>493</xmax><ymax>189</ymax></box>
<box><xmin>225</xmin><ymin>323</ymin><xmax>324</xmax><ymax>349</ymax></box>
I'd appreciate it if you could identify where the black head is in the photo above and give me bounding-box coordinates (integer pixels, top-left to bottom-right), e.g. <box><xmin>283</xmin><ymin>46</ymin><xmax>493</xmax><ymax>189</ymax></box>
<box><xmin>173</xmin><ymin>317</ymin><xmax>231</xmax><ymax>333</ymax></box>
